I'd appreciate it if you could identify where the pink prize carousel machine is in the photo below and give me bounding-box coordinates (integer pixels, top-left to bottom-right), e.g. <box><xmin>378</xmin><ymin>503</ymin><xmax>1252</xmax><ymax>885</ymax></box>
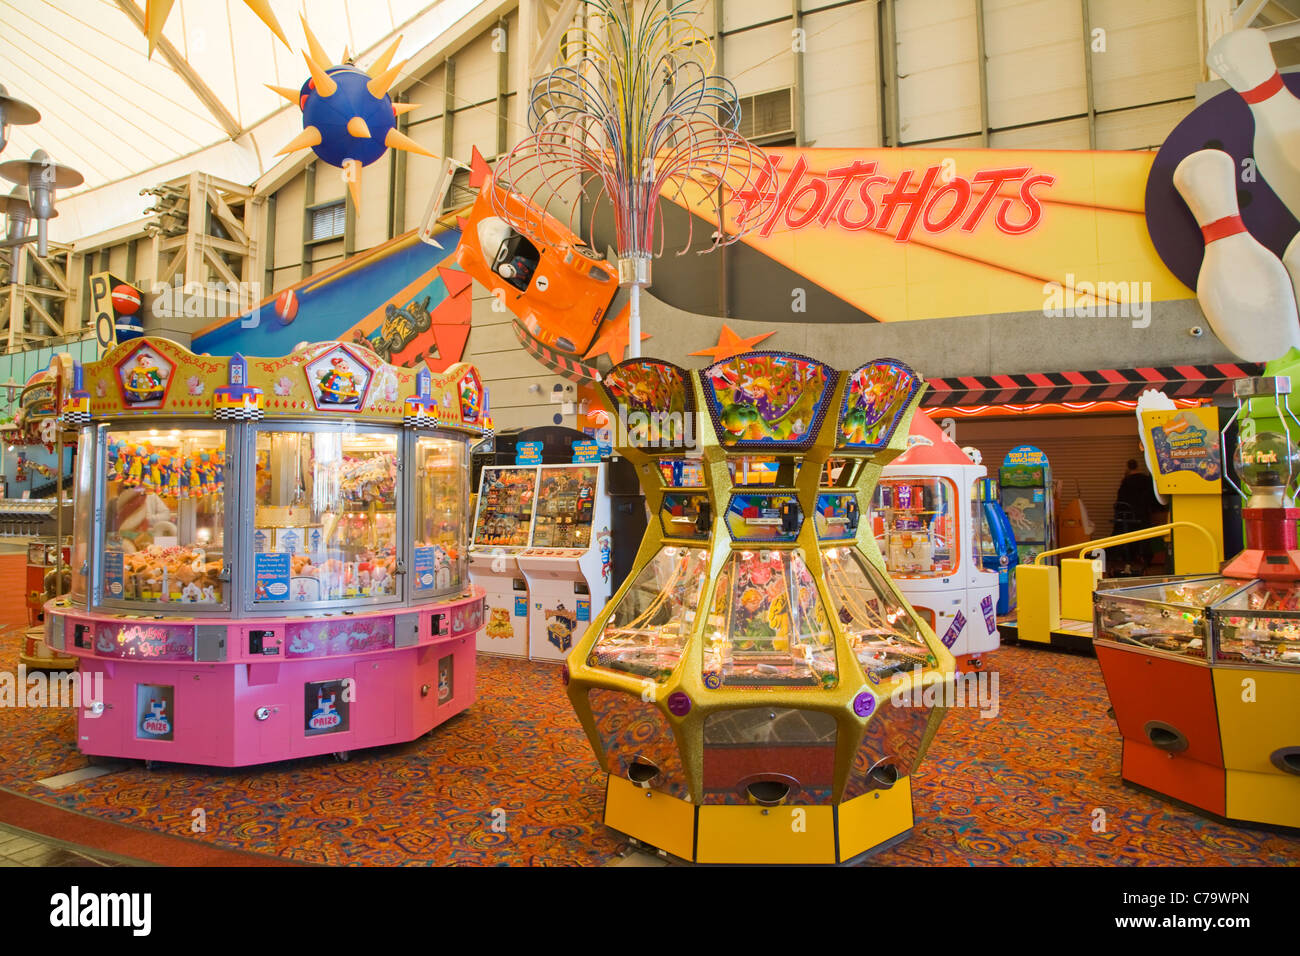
<box><xmin>43</xmin><ymin>338</ymin><xmax>488</xmax><ymax>767</ymax></box>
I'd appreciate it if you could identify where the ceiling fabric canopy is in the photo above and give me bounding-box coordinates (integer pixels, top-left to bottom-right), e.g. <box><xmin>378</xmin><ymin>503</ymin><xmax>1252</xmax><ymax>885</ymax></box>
<box><xmin>0</xmin><ymin>0</ymin><xmax>478</xmax><ymax>240</ymax></box>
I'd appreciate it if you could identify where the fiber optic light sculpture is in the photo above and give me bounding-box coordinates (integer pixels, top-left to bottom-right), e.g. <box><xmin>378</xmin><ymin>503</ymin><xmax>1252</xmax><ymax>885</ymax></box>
<box><xmin>270</xmin><ymin>17</ymin><xmax>433</xmax><ymax>209</ymax></box>
<box><xmin>565</xmin><ymin>353</ymin><xmax>956</xmax><ymax>864</ymax></box>
<box><xmin>488</xmin><ymin>0</ymin><xmax>778</xmax><ymax>358</ymax></box>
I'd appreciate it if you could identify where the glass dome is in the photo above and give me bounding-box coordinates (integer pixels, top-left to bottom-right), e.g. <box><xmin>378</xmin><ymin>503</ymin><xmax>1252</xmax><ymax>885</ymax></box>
<box><xmin>1234</xmin><ymin>431</ymin><xmax>1300</xmax><ymax>494</ymax></box>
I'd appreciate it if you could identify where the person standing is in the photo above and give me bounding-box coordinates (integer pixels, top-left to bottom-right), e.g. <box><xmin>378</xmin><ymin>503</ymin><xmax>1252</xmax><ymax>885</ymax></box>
<box><xmin>1113</xmin><ymin>459</ymin><xmax>1159</xmax><ymax>574</ymax></box>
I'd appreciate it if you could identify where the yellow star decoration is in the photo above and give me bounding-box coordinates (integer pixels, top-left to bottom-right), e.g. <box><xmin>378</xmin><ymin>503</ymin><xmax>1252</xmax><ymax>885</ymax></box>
<box><xmin>689</xmin><ymin>324</ymin><xmax>776</xmax><ymax>362</ymax></box>
<box><xmin>583</xmin><ymin>305</ymin><xmax>650</xmax><ymax>365</ymax></box>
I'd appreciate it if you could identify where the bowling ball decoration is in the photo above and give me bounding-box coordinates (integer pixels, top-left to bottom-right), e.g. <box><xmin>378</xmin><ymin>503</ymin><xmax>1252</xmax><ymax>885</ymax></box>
<box><xmin>270</xmin><ymin>16</ymin><xmax>435</xmax><ymax>210</ymax></box>
<box><xmin>274</xmin><ymin>289</ymin><xmax>298</xmax><ymax>327</ymax></box>
<box><xmin>111</xmin><ymin>284</ymin><xmax>141</xmax><ymax>316</ymax></box>
<box><xmin>1145</xmin><ymin>30</ymin><xmax>1300</xmax><ymax>291</ymax></box>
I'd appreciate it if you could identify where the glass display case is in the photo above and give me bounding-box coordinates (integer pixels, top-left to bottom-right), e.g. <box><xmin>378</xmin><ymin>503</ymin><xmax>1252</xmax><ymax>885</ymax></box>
<box><xmin>472</xmin><ymin>466</ymin><xmax>537</xmax><ymax>548</ymax></box>
<box><xmin>704</xmin><ymin>549</ymin><xmax>837</xmax><ymax>689</ymax></box>
<box><xmin>823</xmin><ymin>546</ymin><xmax>932</xmax><ymax>680</ymax></box>
<box><xmin>251</xmin><ymin>427</ymin><xmax>399</xmax><ymax>607</ymax></box>
<box><xmin>1100</xmin><ymin>576</ymin><xmax>1300</xmax><ymax>667</ymax></box>
<box><xmin>413</xmin><ymin>436</ymin><xmax>469</xmax><ymax>595</ymax></box>
<box><xmin>873</xmin><ymin>476</ymin><xmax>958</xmax><ymax>578</ymax></box>
<box><xmin>86</xmin><ymin>421</ymin><xmax>474</xmax><ymax>612</ymax></box>
<box><xmin>98</xmin><ymin>425</ymin><xmax>229</xmax><ymax>608</ymax></box>
<box><xmin>532</xmin><ymin>465</ymin><xmax>597</xmax><ymax>548</ymax></box>
<box><xmin>587</xmin><ymin>546</ymin><xmax>709</xmax><ymax>682</ymax></box>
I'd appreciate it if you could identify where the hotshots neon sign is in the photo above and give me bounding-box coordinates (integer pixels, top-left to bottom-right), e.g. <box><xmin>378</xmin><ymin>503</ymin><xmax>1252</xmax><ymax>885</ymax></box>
<box><xmin>735</xmin><ymin>154</ymin><xmax>1055</xmax><ymax>241</ymax></box>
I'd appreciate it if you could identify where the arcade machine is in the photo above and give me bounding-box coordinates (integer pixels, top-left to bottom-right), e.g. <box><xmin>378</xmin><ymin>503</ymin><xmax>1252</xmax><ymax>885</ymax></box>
<box><xmin>43</xmin><ymin>338</ymin><xmax>488</xmax><ymax>767</ymax></box>
<box><xmin>973</xmin><ymin>472</ymin><xmax>1018</xmax><ymax>616</ymax></box>
<box><xmin>469</xmin><ymin>457</ymin><xmax>539</xmax><ymax>658</ymax></box>
<box><xmin>517</xmin><ymin>440</ymin><xmax>612</xmax><ymax>663</ymax></box>
<box><xmin>1094</xmin><ymin>376</ymin><xmax>1300</xmax><ymax>830</ymax></box>
<box><xmin>873</xmin><ymin>414</ymin><xmax>1000</xmax><ymax>664</ymax></box>
<box><xmin>1000</xmin><ymin>445</ymin><xmax>1055</xmax><ymax>563</ymax></box>
<box><xmin>566</xmin><ymin>353</ymin><xmax>955</xmax><ymax>864</ymax></box>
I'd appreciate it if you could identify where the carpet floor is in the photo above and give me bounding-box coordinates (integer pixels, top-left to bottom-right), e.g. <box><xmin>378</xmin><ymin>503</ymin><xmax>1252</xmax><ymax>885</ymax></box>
<box><xmin>2</xmin><ymin>565</ymin><xmax>1298</xmax><ymax>865</ymax></box>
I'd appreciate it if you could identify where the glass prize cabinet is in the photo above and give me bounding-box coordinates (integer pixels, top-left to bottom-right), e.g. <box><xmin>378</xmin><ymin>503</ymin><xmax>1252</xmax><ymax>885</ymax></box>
<box><xmin>45</xmin><ymin>337</ymin><xmax>489</xmax><ymax>767</ymax></box>
<box><xmin>567</xmin><ymin>352</ymin><xmax>956</xmax><ymax>864</ymax></box>
<box><xmin>1093</xmin><ymin>411</ymin><xmax>1300</xmax><ymax>830</ymax></box>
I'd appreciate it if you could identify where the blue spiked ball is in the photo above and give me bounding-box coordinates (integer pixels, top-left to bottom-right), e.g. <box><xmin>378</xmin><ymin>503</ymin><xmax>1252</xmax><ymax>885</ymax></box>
<box><xmin>300</xmin><ymin>66</ymin><xmax>396</xmax><ymax>169</ymax></box>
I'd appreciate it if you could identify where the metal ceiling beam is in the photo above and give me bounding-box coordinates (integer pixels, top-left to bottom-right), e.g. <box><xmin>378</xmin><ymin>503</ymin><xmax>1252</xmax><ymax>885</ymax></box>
<box><xmin>112</xmin><ymin>0</ymin><xmax>243</xmax><ymax>140</ymax></box>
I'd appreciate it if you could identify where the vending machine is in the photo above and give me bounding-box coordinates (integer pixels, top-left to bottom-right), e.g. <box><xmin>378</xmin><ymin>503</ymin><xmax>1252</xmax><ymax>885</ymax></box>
<box><xmin>875</xmin><ymin>414</ymin><xmax>1001</xmax><ymax>663</ymax></box>
<box><xmin>469</xmin><ymin>462</ymin><xmax>540</xmax><ymax>657</ymax></box>
<box><xmin>999</xmin><ymin>445</ymin><xmax>1056</xmax><ymax>563</ymax></box>
<box><xmin>974</xmin><ymin>475</ymin><xmax>1018</xmax><ymax>615</ymax></box>
<box><xmin>516</xmin><ymin>439</ymin><xmax>612</xmax><ymax>663</ymax></box>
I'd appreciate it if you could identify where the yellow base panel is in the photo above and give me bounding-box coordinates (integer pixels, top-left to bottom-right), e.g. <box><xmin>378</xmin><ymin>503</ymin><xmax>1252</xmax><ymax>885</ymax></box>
<box><xmin>1014</xmin><ymin>563</ymin><xmax>1059</xmax><ymax>644</ymax></box>
<box><xmin>603</xmin><ymin>774</ymin><xmax>916</xmax><ymax>864</ymax></box>
<box><xmin>837</xmin><ymin>777</ymin><xmax>914</xmax><ymax>860</ymax></box>
<box><xmin>605</xmin><ymin>774</ymin><xmax>696</xmax><ymax>862</ymax></box>
<box><xmin>696</xmin><ymin>803</ymin><xmax>837</xmax><ymax>864</ymax></box>
<box><xmin>1225</xmin><ymin>770</ymin><xmax>1300</xmax><ymax>830</ymax></box>
<box><xmin>1213</xmin><ymin>668</ymin><xmax>1300</xmax><ymax>772</ymax></box>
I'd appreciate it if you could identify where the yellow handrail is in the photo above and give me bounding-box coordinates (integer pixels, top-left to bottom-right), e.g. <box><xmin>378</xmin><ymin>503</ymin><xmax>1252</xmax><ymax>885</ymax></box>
<box><xmin>1033</xmin><ymin>521</ymin><xmax>1220</xmax><ymax>565</ymax></box>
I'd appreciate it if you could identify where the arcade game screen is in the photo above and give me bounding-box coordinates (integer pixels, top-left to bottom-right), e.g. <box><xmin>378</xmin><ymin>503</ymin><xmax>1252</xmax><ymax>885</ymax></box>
<box><xmin>532</xmin><ymin>466</ymin><xmax>597</xmax><ymax>548</ymax></box>
<box><xmin>872</xmin><ymin>477</ymin><xmax>958</xmax><ymax>577</ymax></box>
<box><xmin>472</xmin><ymin>466</ymin><xmax>538</xmax><ymax>548</ymax></box>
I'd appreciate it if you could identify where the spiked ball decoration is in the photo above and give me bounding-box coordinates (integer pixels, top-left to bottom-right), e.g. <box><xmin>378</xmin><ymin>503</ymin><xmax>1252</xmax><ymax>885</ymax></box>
<box><xmin>270</xmin><ymin>17</ymin><xmax>433</xmax><ymax>208</ymax></box>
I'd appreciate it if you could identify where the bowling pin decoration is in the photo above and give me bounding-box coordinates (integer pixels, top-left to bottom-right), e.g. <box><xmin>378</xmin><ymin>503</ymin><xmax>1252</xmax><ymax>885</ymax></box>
<box><xmin>1172</xmin><ymin>148</ymin><xmax>1300</xmax><ymax>362</ymax></box>
<box><xmin>1208</xmin><ymin>29</ymin><xmax>1300</xmax><ymax>221</ymax></box>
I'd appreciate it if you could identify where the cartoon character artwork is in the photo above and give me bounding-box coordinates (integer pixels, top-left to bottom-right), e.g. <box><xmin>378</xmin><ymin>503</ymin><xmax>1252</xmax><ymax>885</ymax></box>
<box><xmin>305</xmin><ymin>345</ymin><xmax>372</xmax><ymax>412</ymax></box>
<box><xmin>600</xmin><ymin>360</ymin><xmax>694</xmax><ymax>447</ymax></box>
<box><xmin>485</xmin><ymin>606</ymin><xmax>514</xmax><ymax>640</ymax></box>
<box><xmin>437</xmin><ymin>656</ymin><xmax>454</xmax><ymax>704</ymax></box>
<box><xmin>704</xmin><ymin>354</ymin><xmax>831</xmax><ymax>446</ymax></box>
<box><xmin>113</xmin><ymin>344</ymin><xmax>175</xmax><ymax>409</ymax></box>
<box><xmin>597</xmin><ymin>528</ymin><xmax>612</xmax><ymax>583</ymax></box>
<box><xmin>457</xmin><ymin>368</ymin><xmax>483</xmax><ymax>424</ymax></box>
<box><xmin>318</xmin><ymin>357</ymin><xmax>359</xmax><ymax>404</ymax></box>
<box><xmin>545</xmin><ymin>604</ymin><xmax>577</xmax><ymax>652</ymax></box>
<box><xmin>839</xmin><ymin>360</ymin><xmax>921</xmax><ymax>450</ymax></box>
<box><xmin>124</xmin><ymin>352</ymin><xmax>166</xmax><ymax>403</ymax></box>
<box><xmin>1004</xmin><ymin>495</ymin><xmax>1036</xmax><ymax>538</ymax></box>
<box><xmin>140</xmin><ymin>696</ymin><xmax>171</xmax><ymax>737</ymax></box>
<box><xmin>305</xmin><ymin>681</ymin><xmax>346</xmax><ymax>734</ymax></box>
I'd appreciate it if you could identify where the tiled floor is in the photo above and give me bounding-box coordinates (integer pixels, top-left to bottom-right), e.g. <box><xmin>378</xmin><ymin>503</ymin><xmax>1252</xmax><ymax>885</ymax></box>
<box><xmin>0</xmin><ymin>823</ymin><xmax>138</xmax><ymax>867</ymax></box>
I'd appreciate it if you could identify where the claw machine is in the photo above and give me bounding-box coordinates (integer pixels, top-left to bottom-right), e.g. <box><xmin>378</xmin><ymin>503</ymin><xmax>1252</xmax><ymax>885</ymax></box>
<box><xmin>873</xmin><ymin>414</ymin><xmax>1000</xmax><ymax>663</ymax></box>
<box><xmin>517</xmin><ymin>441</ymin><xmax>611</xmax><ymax>662</ymax></box>
<box><xmin>43</xmin><ymin>339</ymin><xmax>488</xmax><ymax>767</ymax></box>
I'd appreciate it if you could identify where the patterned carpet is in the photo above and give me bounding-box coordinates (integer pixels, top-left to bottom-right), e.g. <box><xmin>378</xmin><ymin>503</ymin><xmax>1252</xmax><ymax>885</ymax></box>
<box><xmin>1</xmin><ymin>636</ymin><xmax>1298</xmax><ymax>866</ymax></box>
